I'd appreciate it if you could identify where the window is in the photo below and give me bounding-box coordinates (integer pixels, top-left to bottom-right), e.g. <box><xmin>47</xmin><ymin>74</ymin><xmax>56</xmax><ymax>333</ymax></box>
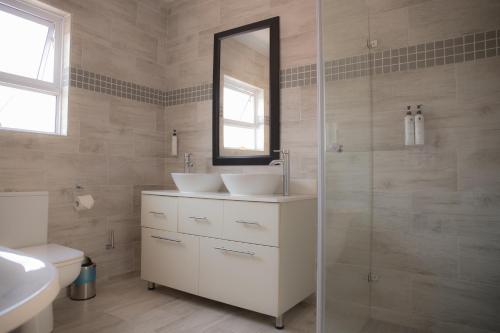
<box><xmin>222</xmin><ymin>75</ymin><xmax>265</xmax><ymax>151</ymax></box>
<box><xmin>0</xmin><ymin>0</ymin><xmax>69</xmax><ymax>135</ymax></box>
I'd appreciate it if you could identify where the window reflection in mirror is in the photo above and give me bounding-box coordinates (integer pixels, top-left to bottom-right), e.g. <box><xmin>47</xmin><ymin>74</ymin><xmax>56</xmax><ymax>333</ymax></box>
<box><xmin>219</xmin><ymin>28</ymin><xmax>270</xmax><ymax>157</ymax></box>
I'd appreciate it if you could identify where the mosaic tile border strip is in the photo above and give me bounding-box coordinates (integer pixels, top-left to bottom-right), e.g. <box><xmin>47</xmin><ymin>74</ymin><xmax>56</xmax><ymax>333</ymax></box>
<box><xmin>325</xmin><ymin>29</ymin><xmax>500</xmax><ymax>81</ymax></box>
<box><xmin>70</xmin><ymin>67</ymin><xmax>164</xmax><ymax>105</ymax></box>
<box><xmin>279</xmin><ymin>64</ymin><xmax>317</xmax><ymax>88</ymax></box>
<box><xmin>164</xmin><ymin>83</ymin><xmax>212</xmax><ymax>106</ymax></box>
<box><xmin>70</xmin><ymin>29</ymin><xmax>500</xmax><ymax>106</ymax></box>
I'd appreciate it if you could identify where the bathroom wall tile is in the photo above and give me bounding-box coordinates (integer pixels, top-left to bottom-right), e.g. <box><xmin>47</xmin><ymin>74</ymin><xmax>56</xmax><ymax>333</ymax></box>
<box><xmin>412</xmin><ymin>275</ymin><xmax>500</xmax><ymax>332</ymax></box>
<box><xmin>133</xmin><ymin>130</ymin><xmax>166</xmax><ymax>158</ymax></box>
<box><xmin>0</xmin><ymin>131</ymin><xmax>45</xmax><ymax>151</ymax></box>
<box><xmin>326</xmin><ymin>152</ymin><xmax>371</xmax><ymax>192</ymax></box>
<box><xmin>299</xmin><ymin>85</ymin><xmax>318</xmax><ymax>120</ymax></box>
<box><xmin>413</xmin><ymin>191</ymin><xmax>500</xmax><ymax>216</ymax></box>
<box><xmin>79</xmin><ymin>138</ymin><xmax>107</xmax><ymax>155</ymax></box>
<box><xmin>369</xmin><ymin>7</ymin><xmax>409</xmax><ymax>50</ymax></box>
<box><xmin>280</xmin><ymin>87</ymin><xmax>301</xmax><ymax>122</ymax></box>
<box><xmin>408</xmin><ymin>0</ymin><xmax>500</xmax><ymax>44</ymax></box>
<box><xmin>0</xmin><ymin>149</ymin><xmax>46</xmax><ymax>190</ymax></box>
<box><xmin>48</xmin><ymin>217</ymin><xmax>107</xmax><ymax>252</ymax></box>
<box><xmin>373</xmin><ymin>192</ymin><xmax>413</xmax><ymax>232</ymax></box>
<box><xmin>373</xmin><ymin>230</ymin><xmax>458</xmax><ymax>278</ymax></box>
<box><xmin>455</xmin><ymin>57</ymin><xmax>500</xmax><ymax>129</ymax></box>
<box><xmin>134</xmin><ymin>158</ymin><xmax>165</xmax><ymax>186</ymax></box>
<box><xmin>44</xmin><ymin>153</ymin><xmax>80</xmax><ymax>186</ymax></box>
<box><xmin>371</xmin><ymin>268</ymin><xmax>412</xmax><ymax>312</ymax></box>
<box><xmin>109</xmin><ymin>98</ymin><xmax>159</xmax><ymax>131</ymax></box>
<box><xmin>458</xmin><ymin>149</ymin><xmax>500</xmax><ymax>192</ymax></box>
<box><xmin>271</xmin><ymin>0</ymin><xmax>315</xmax><ymax>40</ymax></box>
<box><xmin>108</xmin><ymin>156</ymin><xmax>137</xmax><ymax>186</ymax></box>
<box><xmin>323</xmin><ymin>13</ymin><xmax>369</xmax><ymax>60</ymax></box>
<box><xmin>370</xmin><ymin>307</ymin><xmax>433</xmax><ymax>331</ymax></box>
<box><xmin>107</xmin><ymin>216</ymin><xmax>141</xmax><ymax>245</ymax></box>
<box><xmin>459</xmin><ymin>235</ymin><xmax>500</xmax><ymax>285</ymax></box>
<box><xmin>326</xmin><ymin>263</ymin><xmax>370</xmax><ymax>306</ymax></box>
<box><xmin>365</xmin><ymin>0</ymin><xmax>431</xmax><ymax>14</ymax></box>
<box><xmin>373</xmin><ymin>150</ymin><xmax>457</xmax><ymax>192</ymax></box>
<box><xmin>280</xmin><ymin>31</ymin><xmax>317</xmax><ymax>67</ymax></box>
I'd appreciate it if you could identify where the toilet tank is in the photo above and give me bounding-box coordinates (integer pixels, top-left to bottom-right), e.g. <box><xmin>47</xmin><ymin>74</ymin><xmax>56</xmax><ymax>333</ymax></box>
<box><xmin>0</xmin><ymin>191</ymin><xmax>49</xmax><ymax>248</ymax></box>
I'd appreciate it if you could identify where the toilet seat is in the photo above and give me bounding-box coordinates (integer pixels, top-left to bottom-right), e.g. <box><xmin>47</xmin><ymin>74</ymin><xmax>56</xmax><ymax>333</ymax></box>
<box><xmin>19</xmin><ymin>243</ymin><xmax>84</xmax><ymax>267</ymax></box>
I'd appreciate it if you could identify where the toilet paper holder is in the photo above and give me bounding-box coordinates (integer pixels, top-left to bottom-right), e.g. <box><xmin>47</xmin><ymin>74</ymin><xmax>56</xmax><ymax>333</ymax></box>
<box><xmin>73</xmin><ymin>185</ymin><xmax>95</xmax><ymax>211</ymax></box>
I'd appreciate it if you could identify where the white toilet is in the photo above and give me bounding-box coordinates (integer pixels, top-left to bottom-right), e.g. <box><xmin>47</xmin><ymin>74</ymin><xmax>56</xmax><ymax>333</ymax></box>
<box><xmin>0</xmin><ymin>192</ymin><xmax>84</xmax><ymax>333</ymax></box>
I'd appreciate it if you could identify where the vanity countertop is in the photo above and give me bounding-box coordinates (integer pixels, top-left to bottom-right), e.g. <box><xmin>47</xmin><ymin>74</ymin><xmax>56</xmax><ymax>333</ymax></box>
<box><xmin>142</xmin><ymin>190</ymin><xmax>316</xmax><ymax>203</ymax></box>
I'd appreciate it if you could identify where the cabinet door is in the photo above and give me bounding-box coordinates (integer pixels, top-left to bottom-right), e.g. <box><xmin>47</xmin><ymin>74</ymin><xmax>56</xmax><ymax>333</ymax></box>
<box><xmin>199</xmin><ymin>237</ymin><xmax>279</xmax><ymax>316</ymax></box>
<box><xmin>141</xmin><ymin>228</ymin><xmax>198</xmax><ymax>294</ymax></box>
<box><xmin>223</xmin><ymin>201</ymin><xmax>279</xmax><ymax>246</ymax></box>
<box><xmin>141</xmin><ymin>195</ymin><xmax>178</xmax><ymax>231</ymax></box>
<box><xmin>178</xmin><ymin>198</ymin><xmax>223</xmax><ymax>238</ymax></box>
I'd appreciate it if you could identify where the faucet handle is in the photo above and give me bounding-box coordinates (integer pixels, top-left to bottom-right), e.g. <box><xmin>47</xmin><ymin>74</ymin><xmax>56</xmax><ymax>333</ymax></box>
<box><xmin>273</xmin><ymin>149</ymin><xmax>289</xmax><ymax>154</ymax></box>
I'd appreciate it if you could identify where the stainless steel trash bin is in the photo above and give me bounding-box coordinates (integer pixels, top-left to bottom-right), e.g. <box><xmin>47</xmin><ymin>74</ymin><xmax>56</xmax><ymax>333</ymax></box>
<box><xmin>69</xmin><ymin>256</ymin><xmax>96</xmax><ymax>300</ymax></box>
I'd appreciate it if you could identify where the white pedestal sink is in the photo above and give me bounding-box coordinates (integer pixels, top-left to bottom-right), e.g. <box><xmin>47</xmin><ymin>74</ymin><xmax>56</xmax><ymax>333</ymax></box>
<box><xmin>0</xmin><ymin>246</ymin><xmax>59</xmax><ymax>332</ymax></box>
<box><xmin>221</xmin><ymin>174</ymin><xmax>282</xmax><ymax>195</ymax></box>
<box><xmin>171</xmin><ymin>173</ymin><xmax>223</xmax><ymax>193</ymax></box>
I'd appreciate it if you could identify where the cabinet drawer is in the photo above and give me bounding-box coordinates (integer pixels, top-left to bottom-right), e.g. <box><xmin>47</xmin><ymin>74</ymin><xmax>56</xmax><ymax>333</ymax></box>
<box><xmin>223</xmin><ymin>201</ymin><xmax>279</xmax><ymax>246</ymax></box>
<box><xmin>141</xmin><ymin>195</ymin><xmax>178</xmax><ymax>231</ymax></box>
<box><xmin>199</xmin><ymin>237</ymin><xmax>279</xmax><ymax>316</ymax></box>
<box><xmin>141</xmin><ymin>228</ymin><xmax>198</xmax><ymax>294</ymax></box>
<box><xmin>178</xmin><ymin>198</ymin><xmax>223</xmax><ymax>238</ymax></box>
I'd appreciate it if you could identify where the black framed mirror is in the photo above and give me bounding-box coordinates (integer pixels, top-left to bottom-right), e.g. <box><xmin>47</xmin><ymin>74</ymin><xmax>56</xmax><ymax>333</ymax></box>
<box><xmin>212</xmin><ymin>17</ymin><xmax>280</xmax><ymax>165</ymax></box>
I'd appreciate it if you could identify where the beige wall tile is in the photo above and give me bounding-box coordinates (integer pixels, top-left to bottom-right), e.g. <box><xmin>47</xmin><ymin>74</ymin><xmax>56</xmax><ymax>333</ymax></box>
<box><xmin>412</xmin><ymin>275</ymin><xmax>500</xmax><ymax>332</ymax></box>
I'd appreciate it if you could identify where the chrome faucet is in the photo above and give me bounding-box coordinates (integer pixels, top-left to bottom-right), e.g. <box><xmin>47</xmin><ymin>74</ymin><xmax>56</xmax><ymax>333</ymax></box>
<box><xmin>269</xmin><ymin>149</ymin><xmax>290</xmax><ymax>196</ymax></box>
<box><xmin>184</xmin><ymin>153</ymin><xmax>193</xmax><ymax>173</ymax></box>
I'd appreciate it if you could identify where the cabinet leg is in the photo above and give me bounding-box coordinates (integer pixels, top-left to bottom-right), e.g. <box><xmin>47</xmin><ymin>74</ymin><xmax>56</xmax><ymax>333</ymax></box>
<box><xmin>147</xmin><ymin>282</ymin><xmax>156</xmax><ymax>290</ymax></box>
<box><xmin>275</xmin><ymin>315</ymin><xmax>284</xmax><ymax>329</ymax></box>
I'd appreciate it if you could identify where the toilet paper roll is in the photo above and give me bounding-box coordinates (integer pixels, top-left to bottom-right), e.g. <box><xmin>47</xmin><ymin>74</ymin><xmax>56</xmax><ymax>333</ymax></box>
<box><xmin>74</xmin><ymin>194</ymin><xmax>95</xmax><ymax>211</ymax></box>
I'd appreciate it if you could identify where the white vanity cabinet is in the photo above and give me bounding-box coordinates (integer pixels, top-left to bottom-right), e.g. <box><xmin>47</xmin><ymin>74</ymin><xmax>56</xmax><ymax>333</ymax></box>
<box><xmin>140</xmin><ymin>191</ymin><xmax>316</xmax><ymax>326</ymax></box>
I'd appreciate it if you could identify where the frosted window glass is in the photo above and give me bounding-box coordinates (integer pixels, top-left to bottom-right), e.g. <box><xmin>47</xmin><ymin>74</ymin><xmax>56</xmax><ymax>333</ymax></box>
<box><xmin>0</xmin><ymin>9</ymin><xmax>55</xmax><ymax>82</ymax></box>
<box><xmin>0</xmin><ymin>85</ymin><xmax>56</xmax><ymax>133</ymax></box>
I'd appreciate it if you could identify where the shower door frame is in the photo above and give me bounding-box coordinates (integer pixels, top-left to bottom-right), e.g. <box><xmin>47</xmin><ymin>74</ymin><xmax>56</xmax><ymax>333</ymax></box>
<box><xmin>315</xmin><ymin>0</ymin><xmax>326</xmax><ymax>331</ymax></box>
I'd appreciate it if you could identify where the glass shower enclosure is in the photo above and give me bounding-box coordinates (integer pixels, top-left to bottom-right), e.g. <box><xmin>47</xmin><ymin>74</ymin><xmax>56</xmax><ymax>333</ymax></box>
<box><xmin>317</xmin><ymin>0</ymin><xmax>500</xmax><ymax>332</ymax></box>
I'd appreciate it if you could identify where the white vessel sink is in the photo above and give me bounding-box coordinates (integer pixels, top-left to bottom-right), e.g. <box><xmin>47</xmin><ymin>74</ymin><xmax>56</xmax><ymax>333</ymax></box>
<box><xmin>171</xmin><ymin>173</ymin><xmax>223</xmax><ymax>193</ymax></box>
<box><xmin>221</xmin><ymin>174</ymin><xmax>282</xmax><ymax>195</ymax></box>
<box><xmin>0</xmin><ymin>246</ymin><xmax>59</xmax><ymax>332</ymax></box>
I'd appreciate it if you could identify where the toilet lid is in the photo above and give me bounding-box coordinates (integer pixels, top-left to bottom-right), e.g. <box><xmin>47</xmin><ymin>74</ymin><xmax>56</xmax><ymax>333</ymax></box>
<box><xmin>19</xmin><ymin>243</ymin><xmax>84</xmax><ymax>265</ymax></box>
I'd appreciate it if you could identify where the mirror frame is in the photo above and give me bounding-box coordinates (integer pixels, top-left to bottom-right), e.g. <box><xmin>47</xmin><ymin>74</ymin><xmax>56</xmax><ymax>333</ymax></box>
<box><xmin>212</xmin><ymin>16</ymin><xmax>280</xmax><ymax>165</ymax></box>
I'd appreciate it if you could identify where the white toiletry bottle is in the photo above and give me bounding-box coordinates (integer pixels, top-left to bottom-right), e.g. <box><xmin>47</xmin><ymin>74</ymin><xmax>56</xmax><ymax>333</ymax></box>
<box><xmin>415</xmin><ymin>104</ymin><xmax>424</xmax><ymax>145</ymax></box>
<box><xmin>404</xmin><ymin>105</ymin><xmax>415</xmax><ymax>146</ymax></box>
<box><xmin>171</xmin><ymin>129</ymin><xmax>178</xmax><ymax>156</ymax></box>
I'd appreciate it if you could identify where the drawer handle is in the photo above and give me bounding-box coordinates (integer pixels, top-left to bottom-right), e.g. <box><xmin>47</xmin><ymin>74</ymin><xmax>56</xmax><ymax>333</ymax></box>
<box><xmin>235</xmin><ymin>220</ymin><xmax>260</xmax><ymax>226</ymax></box>
<box><xmin>149</xmin><ymin>211</ymin><xmax>166</xmax><ymax>216</ymax></box>
<box><xmin>214</xmin><ymin>247</ymin><xmax>255</xmax><ymax>256</ymax></box>
<box><xmin>189</xmin><ymin>216</ymin><xmax>208</xmax><ymax>222</ymax></box>
<box><xmin>151</xmin><ymin>235</ymin><xmax>181</xmax><ymax>243</ymax></box>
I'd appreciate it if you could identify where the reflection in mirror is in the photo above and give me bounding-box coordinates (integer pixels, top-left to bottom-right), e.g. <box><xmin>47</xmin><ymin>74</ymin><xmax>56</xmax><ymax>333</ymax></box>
<box><xmin>220</xmin><ymin>28</ymin><xmax>270</xmax><ymax>157</ymax></box>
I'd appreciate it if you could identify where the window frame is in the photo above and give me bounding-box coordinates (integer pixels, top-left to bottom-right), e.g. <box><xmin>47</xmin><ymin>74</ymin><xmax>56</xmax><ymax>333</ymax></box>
<box><xmin>0</xmin><ymin>0</ymin><xmax>67</xmax><ymax>135</ymax></box>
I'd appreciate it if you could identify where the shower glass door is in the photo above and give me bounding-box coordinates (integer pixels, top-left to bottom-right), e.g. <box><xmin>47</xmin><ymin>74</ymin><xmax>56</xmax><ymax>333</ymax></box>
<box><xmin>319</xmin><ymin>0</ymin><xmax>500</xmax><ymax>332</ymax></box>
<box><xmin>319</xmin><ymin>0</ymin><xmax>374</xmax><ymax>332</ymax></box>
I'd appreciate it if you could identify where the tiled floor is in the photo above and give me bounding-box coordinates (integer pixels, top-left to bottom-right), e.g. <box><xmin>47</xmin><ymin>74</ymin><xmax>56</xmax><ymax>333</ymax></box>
<box><xmin>360</xmin><ymin>320</ymin><xmax>429</xmax><ymax>333</ymax></box>
<box><xmin>53</xmin><ymin>275</ymin><xmax>316</xmax><ymax>333</ymax></box>
<box><xmin>53</xmin><ymin>274</ymin><xmax>424</xmax><ymax>333</ymax></box>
